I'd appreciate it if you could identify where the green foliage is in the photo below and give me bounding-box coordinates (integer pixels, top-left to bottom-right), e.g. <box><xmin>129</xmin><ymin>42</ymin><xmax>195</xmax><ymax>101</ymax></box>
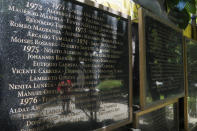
<box><xmin>96</xmin><ymin>80</ymin><xmax>123</xmax><ymax>91</ymax></box>
<box><xmin>185</xmin><ymin>0</ymin><xmax>196</xmax><ymax>14</ymax></box>
<box><xmin>169</xmin><ymin>8</ymin><xmax>190</xmax><ymax>29</ymax></box>
<box><xmin>166</xmin><ymin>0</ymin><xmax>197</xmax><ymax>29</ymax></box>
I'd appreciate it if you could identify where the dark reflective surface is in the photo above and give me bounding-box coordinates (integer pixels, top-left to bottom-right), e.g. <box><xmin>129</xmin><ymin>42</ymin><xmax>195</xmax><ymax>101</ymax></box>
<box><xmin>186</xmin><ymin>39</ymin><xmax>197</xmax><ymax>130</ymax></box>
<box><xmin>0</xmin><ymin>0</ymin><xmax>130</xmax><ymax>130</ymax></box>
<box><xmin>138</xmin><ymin>103</ymin><xmax>178</xmax><ymax>131</ymax></box>
<box><xmin>132</xmin><ymin>23</ymin><xmax>140</xmax><ymax>109</ymax></box>
<box><xmin>145</xmin><ymin>16</ymin><xmax>184</xmax><ymax>105</ymax></box>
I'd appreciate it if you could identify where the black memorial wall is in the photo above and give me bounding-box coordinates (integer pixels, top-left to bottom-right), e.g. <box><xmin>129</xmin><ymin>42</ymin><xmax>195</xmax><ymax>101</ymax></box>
<box><xmin>144</xmin><ymin>15</ymin><xmax>184</xmax><ymax>106</ymax></box>
<box><xmin>0</xmin><ymin>0</ymin><xmax>131</xmax><ymax>130</ymax></box>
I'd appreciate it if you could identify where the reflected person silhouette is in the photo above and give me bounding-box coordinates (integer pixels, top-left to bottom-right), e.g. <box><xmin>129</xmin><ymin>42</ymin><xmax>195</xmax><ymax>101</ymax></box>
<box><xmin>77</xmin><ymin>61</ymin><xmax>85</xmax><ymax>90</ymax></box>
<box><xmin>57</xmin><ymin>80</ymin><xmax>73</xmax><ymax>114</ymax></box>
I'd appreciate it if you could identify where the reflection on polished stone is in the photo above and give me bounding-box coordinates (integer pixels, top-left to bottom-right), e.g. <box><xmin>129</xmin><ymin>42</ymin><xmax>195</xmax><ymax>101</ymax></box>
<box><xmin>144</xmin><ymin>15</ymin><xmax>184</xmax><ymax>106</ymax></box>
<box><xmin>11</xmin><ymin>98</ymin><xmax>129</xmax><ymax>130</ymax></box>
<box><xmin>138</xmin><ymin>104</ymin><xmax>178</xmax><ymax>131</ymax></box>
<box><xmin>186</xmin><ymin>39</ymin><xmax>197</xmax><ymax>130</ymax></box>
<box><xmin>0</xmin><ymin>0</ymin><xmax>130</xmax><ymax>130</ymax></box>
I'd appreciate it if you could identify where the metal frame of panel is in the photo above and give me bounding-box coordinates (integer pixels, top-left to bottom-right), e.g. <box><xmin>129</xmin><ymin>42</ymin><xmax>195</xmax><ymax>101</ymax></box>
<box><xmin>133</xmin><ymin>98</ymin><xmax>179</xmax><ymax>129</ymax></box>
<box><xmin>74</xmin><ymin>0</ymin><xmax>133</xmax><ymax>130</ymax></box>
<box><xmin>184</xmin><ymin>37</ymin><xmax>197</xmax><ymax>131</ymax></box>
<box><xmin>138</xmin><ymin>8</ymin><xmax>184</xmax><ymax>109</ymax></box>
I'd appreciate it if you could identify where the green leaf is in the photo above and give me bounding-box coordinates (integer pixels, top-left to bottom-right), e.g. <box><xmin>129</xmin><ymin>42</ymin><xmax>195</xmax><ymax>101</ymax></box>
<box><xmin>185</xmin><ymin>0</ymin><xmax>196</xmax><ymax>13</ymax></box>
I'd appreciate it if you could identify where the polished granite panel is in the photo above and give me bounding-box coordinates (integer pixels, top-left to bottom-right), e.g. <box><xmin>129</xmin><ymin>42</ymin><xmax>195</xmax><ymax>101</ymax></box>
<box><xmin>144</xmin><ymin>15</ymin><xmax>184</xmax><ymax>106</ymax></box>
<box><xmin>186</xmin><ymin>39</ymin><xmax>197</xmax><ymax>130</ymax></box>
<box><xmin>0</xmin><ymin>0</ymin><xmax>130</xmax><ymax>130</ymax></box>
<box><xmin>138</xmin><ymin>104</ymin><xmax>178</xmax><ymax>131</ymax></box>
